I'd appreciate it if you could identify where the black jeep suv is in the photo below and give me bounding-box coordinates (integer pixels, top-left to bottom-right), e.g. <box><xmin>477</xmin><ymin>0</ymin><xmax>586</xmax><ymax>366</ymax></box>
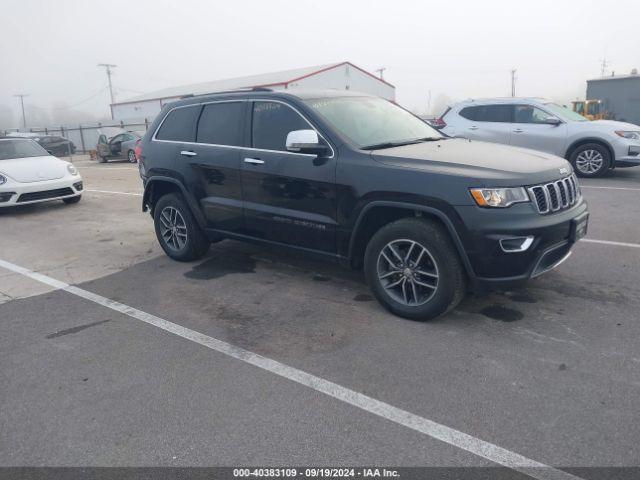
<box><xmin>138</xmin><ymin>89</ymin><xmax>589</xmax><ymax>320</ymax></box>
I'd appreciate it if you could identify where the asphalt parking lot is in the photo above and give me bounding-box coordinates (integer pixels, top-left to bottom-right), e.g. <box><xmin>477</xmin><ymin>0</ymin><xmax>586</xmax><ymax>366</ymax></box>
<box><xmin>1</xmin><ymin>156</ymin><xmax>639</xmax><ymax>479</ymax></box>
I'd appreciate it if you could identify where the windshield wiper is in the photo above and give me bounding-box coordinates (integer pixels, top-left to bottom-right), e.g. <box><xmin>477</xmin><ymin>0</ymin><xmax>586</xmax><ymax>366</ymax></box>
<box><xmin>361</xmin><ymin>137</ymin><xmax>446</xmax><ymax>150</ymax></box>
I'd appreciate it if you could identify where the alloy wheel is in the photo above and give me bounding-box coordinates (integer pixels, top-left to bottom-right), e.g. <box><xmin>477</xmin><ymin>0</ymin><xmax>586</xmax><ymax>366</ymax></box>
<box><xmin>128</xmin><ymin>151</ymin><xmax>137</xmax><ymax>163</ymax></box>
<box><xmin>159</xmin><ymin>206</ymin><xmax>188</xmax><ymax>251</ymax></box>
<box><xmin>575</xmin><ymin>149</ymin><xmax>604</xmax><ymax>175</ymax></box>
<box><xmin>377</xmin><ymin>239</ymin><xmax>439</xmax><ymax>306</ymax></box>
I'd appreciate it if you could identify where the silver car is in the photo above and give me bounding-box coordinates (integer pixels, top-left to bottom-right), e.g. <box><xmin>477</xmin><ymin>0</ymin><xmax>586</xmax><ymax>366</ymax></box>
<box><xmin>438</xmin><ymin>98</ymin><xmax>640</xmax><ymax>177</ymax></box>
<box><xmin>96</xmin><ymin>130</ymin><xmax>143</xmax><ymax>163</ymax></box>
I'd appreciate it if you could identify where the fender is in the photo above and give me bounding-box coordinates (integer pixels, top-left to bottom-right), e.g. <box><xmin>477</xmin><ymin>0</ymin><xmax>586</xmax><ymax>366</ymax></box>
<box><xmin>142</xmin><ymin>176</ymin><xmax>208</xmax><ymax>230</ymax></box>
<box><xmin>565</xmin><ymin>137</ymin><xmax>615</xmax><ymax>165</ymax></box>
<box><xmin>347</xmin><ymin>200</ymin><xmax>477</xmax><ymax>279</ymax></box>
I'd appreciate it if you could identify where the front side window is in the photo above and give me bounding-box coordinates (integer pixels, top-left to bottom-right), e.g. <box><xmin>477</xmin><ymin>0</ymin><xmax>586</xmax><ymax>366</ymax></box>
<box><xmin>305</xmin><ymin>96</ymin><xmax>441</xmax><ymax>149</ymax></box>
<box><xmin>155</xmin><ymin>105</ymin><xmax>200</xmax><ymax>142</ymax></box>
<box><xmin>197</xmin><ymin>102</ymin><xmax>244</xmax><ymax>146</ymax></box>
<box><xmin>514</xmin><ymin>105</ymin><xmax>555</xmax><ymax>124</ymax></box>
<box><xmin>252</xmin><ymin>101</ymin><xmax>309</xmax><ymax>151</ymax></box>
<box><xmin>0</xmin><ymin>139</ymin><xmax>49</xmax><ymax>160</ymax></box>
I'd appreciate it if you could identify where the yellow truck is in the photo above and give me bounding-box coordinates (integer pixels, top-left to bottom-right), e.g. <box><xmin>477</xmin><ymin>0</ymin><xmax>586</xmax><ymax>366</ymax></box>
<box><xmin>571</xmin><ymin>99</ymin><xmax>609</xmax><ymax>120</ymax></box>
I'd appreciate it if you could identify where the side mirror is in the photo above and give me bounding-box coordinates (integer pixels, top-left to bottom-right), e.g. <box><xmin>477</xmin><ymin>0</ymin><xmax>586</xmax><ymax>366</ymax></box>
<box><xmin>544</xmin><ymin>117</ymin><xmax>562</xmax><ymax>126</ymax></box>
<box><xmin>286</xmin><ymin>129</ymin><xmax>330</xmax><ymax>156</ymax></box>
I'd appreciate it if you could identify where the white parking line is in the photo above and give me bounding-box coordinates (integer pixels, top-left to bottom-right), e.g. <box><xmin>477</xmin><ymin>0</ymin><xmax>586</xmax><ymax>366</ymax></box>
<box><xmin>581</xmin><ymin>185</ymin><xmax>640</xmax><ymax>192</ymax></box>
<box><xmin>86</xmin><ymin>189</ymin><xmax>142</xmax><ymax>197</ymax></box>
<box><xmin>0</xmin><ymin>257</ymin><xmax>582</xmax><ymax>480</ymax></box>
<box><xmin>582</xmin><ymin>238</ymin><xmax>640</xmax><ymax>249</ymax></box>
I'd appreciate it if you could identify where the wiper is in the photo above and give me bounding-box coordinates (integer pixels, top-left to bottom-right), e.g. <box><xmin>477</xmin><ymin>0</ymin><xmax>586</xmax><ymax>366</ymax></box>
<box><xmin>361</xmin><ymin>137</ymin><xmax>446</xmax><ymax>150</ymax></box>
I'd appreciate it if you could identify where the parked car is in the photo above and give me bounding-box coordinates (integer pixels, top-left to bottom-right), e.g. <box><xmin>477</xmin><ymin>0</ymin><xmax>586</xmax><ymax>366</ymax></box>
<box><xmin>0</xmin><ymin>138</ymin><xmax>83</xmax><ymax>207</ymax></box>
<box><xmin>97</xmin><ymin>131</ymin><xmax>143</xmax><ymax>163</ymax></box>
<box><xmin>36</xmin><ymin>135</ymin><xmax>76</xmax><ymax>156</ymax></box>
<box><xmin>436</xmin><ymin>97</ymin><xmax>640</xmax><ymax>177</ymax></box>
<box><xmin>138</xmin><ymin>89</ymin><xmax>588</xmax><ymax>321</ymax></box>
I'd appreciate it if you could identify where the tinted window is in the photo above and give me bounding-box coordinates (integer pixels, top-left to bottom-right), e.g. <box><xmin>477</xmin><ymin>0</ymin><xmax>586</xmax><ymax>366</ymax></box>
<box><xmin>514</xmin><ymin>105</ymin><xmax>554</xmax><ymax>124</ymax></box>
<box><xmin>252</xmin><ymin>101</ymin><xmax>309</xmax><ymax>151</ymax></box>
<box><xmin>156</xmin><ymin>105</ymin><xmax>200</xmax><ymax>142</ymax></box>
<box><xmin>460</xmin><ymin>105</ymin><xmax>512</xmax><ymax>122</ymax></box>
<box><xmin>197</xmin><ymin>102</ymin><xmax>244</xmax><ymax>146</ymax></box>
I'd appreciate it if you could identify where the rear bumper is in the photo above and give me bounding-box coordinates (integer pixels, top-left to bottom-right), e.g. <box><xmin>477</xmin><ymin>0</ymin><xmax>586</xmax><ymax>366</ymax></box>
<box><xmin>0</xmin><ymin>176</ymin><xmax>83</xmax><ymax>207</ymax></box>
<box><xmin>453</xmin><ymin>198</ymin><xmax>588</xmax><ymax>289</ymax></box>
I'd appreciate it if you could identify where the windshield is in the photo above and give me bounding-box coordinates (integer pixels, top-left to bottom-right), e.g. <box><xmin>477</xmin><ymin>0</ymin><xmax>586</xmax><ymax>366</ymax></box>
<box><xmin>544</xmin><ymin>103</ymin><xmax>588</xmax><ymax>122</ymax></box>
<box><xmin>0</xmin><ymin>139</ymin><xmax>49</xmax><ymax>160</ymax></box>
<box><xmin>304</xmin><ymin>96</ymin><xmax>443</xmax><ymax>149</ymax></box>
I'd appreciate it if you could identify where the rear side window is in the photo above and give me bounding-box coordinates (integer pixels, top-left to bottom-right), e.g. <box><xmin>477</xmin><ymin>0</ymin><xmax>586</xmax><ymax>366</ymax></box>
<box><xmin>460</xmin><ymin>105</ymin><xmax>512</xmax><ymax>122</ymax></box>
<box><xmin>156</xmin><ymin>105</ymin><xmax>200</xmax><ymax>142</ymax></box>
<box><xmin>196</xmin><ymin>102</ymin><xmax>244</xmax><ymax>146</ymax></box>
<box><xmin>252</xmin><ymin>101</ymin><xmax>309</xmax><ymax>151</ymax></box>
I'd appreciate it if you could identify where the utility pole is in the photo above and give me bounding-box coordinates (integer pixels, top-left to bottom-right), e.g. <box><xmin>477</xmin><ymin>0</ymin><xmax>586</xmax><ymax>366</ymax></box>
<box><xmin>510</xmin><ymin>69</ymin><xmax>517</xmax><ymax>97</ymax></box>
<box><xmin>98</xmin><ymin>63</ymin><xmax>117</xmax><ymax>119</ymax></box>
<box><xmin>599</xmin><ymin>57</ymin><xmax>609</xmax><ymax>77</ymax></box>
<box><xmin>13</xmin><ymin>94</ymin><xmax>29</xmax><ymax>128</ymax></box>
<box><xmin>375</xmin><ymin>67</ymin><xmax>386</xmax><ymax>80</ymax></box>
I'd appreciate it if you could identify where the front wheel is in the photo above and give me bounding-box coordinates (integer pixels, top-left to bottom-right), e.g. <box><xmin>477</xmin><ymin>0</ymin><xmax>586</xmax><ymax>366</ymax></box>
<box><xmin>570</xmin><ymin>143</ymin><xmax>610</xmax><ymax>177</ymax></box>
<box><xmin>364</xmin><ymin>217</ymin><xmax>466</xmax><ymax>321</ymax></box>
<box><xmin>153</xmin><ymin>193</ymin><xmax>210</xmax><ymax>261</ymax></box>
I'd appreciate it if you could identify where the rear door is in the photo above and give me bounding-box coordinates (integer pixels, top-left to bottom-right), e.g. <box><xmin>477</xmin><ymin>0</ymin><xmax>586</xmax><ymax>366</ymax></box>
<box><xmin>509</xmin><ymin>104</ymin><xmax>567</xmax><ymax>156</ymax></box>
<box><xmin>241</xmin><ymin>100</ymin><xmax>337</xmax><ymax>253</ymax></box>
<box><xmin>180</xmin><ymin>101</ymin><xmax>246</xmax><ymax>232</ymax></box>
<box><xmin>459</xmin><ymin>104</ymin><xmax>513</xmax><ymax>145</ymax></box>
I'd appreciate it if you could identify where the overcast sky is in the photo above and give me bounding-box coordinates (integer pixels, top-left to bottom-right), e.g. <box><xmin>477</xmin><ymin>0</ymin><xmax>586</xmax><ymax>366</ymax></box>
<box><xmin>1</xmin><ymin>0</ymin><xmax>639</xmax><ymax>128</ymax></box>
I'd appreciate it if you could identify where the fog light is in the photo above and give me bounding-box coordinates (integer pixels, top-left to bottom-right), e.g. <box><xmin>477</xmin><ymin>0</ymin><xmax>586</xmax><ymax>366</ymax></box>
<box><xmin>628</xmin><ymin>146</ymin><xmax>640</xmax><ymax>156</ymax></box>
<box><xmin>73</xmin><ymin>181</ymin><xmax>84</xmax><ymax>191</ymax></box>
<box><xmin>500</xmin><ymin>236</ymin><xmax>534</xmax><ymax>253</ymax></box>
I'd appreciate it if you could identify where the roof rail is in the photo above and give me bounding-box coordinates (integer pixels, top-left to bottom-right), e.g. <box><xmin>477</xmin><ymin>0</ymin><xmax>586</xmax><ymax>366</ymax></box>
<box><xmin>178</xmin><ymin>87</ymin><xmax>273</xmax><ymax>100</ymax></box>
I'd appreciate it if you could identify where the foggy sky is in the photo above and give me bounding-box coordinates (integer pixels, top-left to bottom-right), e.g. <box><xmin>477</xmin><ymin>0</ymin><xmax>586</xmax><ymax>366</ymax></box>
<box><xmin>1</xmin><ymin>0</ymin><xmax>639</xmax><ymax>129</ymax></box>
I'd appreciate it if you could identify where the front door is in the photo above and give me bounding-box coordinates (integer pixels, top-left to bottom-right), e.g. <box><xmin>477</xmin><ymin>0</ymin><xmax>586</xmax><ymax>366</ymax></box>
<box><xmin>241</xmin><ymin>100</ymin><xmax>337</xmax><ymax>253</ymax></box>
<box><xmin>509</xmin><ymin>104</ymin><xmax>568</xmax><ymax>156</ymax></box>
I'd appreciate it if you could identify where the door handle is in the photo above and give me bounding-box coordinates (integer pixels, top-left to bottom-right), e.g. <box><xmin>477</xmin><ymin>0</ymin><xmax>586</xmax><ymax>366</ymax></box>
<box><xmin>513</xmin><ymin>128</ymin><xmax>524</xmax><ymax>133</ymax></box>
<box><xmin>468</xmin><ymin>125</ymin><xmax>479</xmax><ymax>130</ymax></box>
<box><xmin>180</xmin><ymin>150</ymin><xmax>197</xmax><ymax>157</ymax></box>
<box><xmin>244</xmin><ymin>158</ymin><xmax>265</xmax><ymax>165</ymax></box>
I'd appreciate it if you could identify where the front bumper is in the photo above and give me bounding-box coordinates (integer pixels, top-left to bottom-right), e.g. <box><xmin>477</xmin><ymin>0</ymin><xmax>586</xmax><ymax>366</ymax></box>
<box><xmin>454</xmin><ymin>198</ymin><xmax>588</xmax><ymax>289</ymax></box>
<box><xmin>0</xmin><ymin>176</ymin><xmax>83</xmax><ymax>207</ymax></box>
<box><xmin>613</xmin><ymin>140</ymin><xmax>640</xmax><ymax>167</ymax></box>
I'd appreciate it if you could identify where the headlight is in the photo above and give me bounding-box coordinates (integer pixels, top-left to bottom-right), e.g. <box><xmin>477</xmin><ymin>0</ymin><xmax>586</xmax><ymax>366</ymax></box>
<box><xmin>67</xmin><ymin>164</ymin><xmax>78</xmax><ymax>176</ymax></box>
<box><xmin>615</xmin><ymin>131</ymin><xmax>640</xmax><ymax>140</ymax></box>
<box><xmin>470</xmin><ymin>187</ymin><xmax>529</xmax><ymax>208</ymax></box>
<box><xmin>0</xmin><ymin>174</ymin><xmax>6</xmax><ymax>185</ymax></box>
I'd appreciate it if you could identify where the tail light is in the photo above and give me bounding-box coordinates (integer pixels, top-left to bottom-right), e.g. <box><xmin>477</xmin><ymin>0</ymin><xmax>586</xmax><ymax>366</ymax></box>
<box><xmin>134</xmin><ymin>139</ymin><xmax>143</xmax><ymax>161</ymax></box>
<box><xmin>432</xmin><ymin>117</ymin><xmax>447</xmax><ymax>129</ymax></box>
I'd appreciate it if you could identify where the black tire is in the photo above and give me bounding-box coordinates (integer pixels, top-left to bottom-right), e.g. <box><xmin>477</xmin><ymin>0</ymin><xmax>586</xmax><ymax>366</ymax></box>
<box><xmin>569</xmin><ymin>143</ymin><xmax>610</xmax><ymax>177</ymax></box>
<box><xmin>127</xmin><ymin>150</ymin><xmax>137</xmax><ymax>163</ymax></box>
<box><xmin>99</xmin><ymin>155</ymin><xmax>108</xmax><ymax>163</ymax></box>
<box><xmin>63</xmin><ymin>195</ymin><xmax>81</xmax><ymax>204</ymax></box>
<box><xmin>153</xmin><ymin>193</ymin><xmax>210</xmax><ymax>261</ymax></box>
<box><xmin>364</xmin><ymin>217</ymin><xmax>466</xmax><ymax>321</ymax></box>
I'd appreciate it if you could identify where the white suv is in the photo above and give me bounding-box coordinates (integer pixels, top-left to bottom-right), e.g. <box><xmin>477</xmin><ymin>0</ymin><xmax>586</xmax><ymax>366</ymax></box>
<box><xmin>437</xmin><ymin>97</ymin><xmax>640</xmax><ymax>177</ymax></box>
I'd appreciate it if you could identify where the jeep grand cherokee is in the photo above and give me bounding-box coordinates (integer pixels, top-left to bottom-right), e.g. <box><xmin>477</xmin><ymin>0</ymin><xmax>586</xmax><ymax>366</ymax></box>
<box><xmin>138</xmin><ymin>89</ymin><xmax>589</xmax><ymax>321</ymax></box>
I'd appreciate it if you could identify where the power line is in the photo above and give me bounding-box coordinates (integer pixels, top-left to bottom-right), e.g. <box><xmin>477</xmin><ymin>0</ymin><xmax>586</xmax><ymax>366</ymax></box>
<box><xmin>98</xmin><ymin>63</ymin><xmax>117</xmax><ymax>118</ymax></box>
<box><xmin>13</xmin><ymin>94</ymin><xmax>29</xmax><ymax>128</ymax></box>
<box><xmin>50</xmin><ymin>85</ymin><xmax>109</xmax><ymax>110</ymax></box>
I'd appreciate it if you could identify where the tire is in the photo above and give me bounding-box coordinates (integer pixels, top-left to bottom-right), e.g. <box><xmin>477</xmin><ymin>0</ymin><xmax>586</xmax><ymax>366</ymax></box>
<box><xmin>153</xmin><ymin>193</ymin><xmax>210</xmax><ymax>261</ymax></box>
<box><xmin>63</xmin><ymin>195</ymin><xmax>81</xmax><ymax>204</ymax></box>
<box><xmin>570</xmin><ymin>143</ymin><xmax>610</xmax><ymax>177</ymax></box>
<box><xmin>364</xmin><ymin>217</ymin><xmax>466</xmax><ymax>321</ymax></box>
<box><xmin>127</xmin><ymin>150</ymin><xmax>137</xmax><ymax>163</ymax></box>
<box><xmin>99</xmin><ymin>155</ymin><xmax>108</xmax><ymax>163</ymax></box>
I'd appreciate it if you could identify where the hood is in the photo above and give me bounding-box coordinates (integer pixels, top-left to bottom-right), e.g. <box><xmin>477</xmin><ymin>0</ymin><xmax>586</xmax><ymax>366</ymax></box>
<box><xmin>0</xmin><ymin>155</ymin><xmax>67</xmax><ymax>183</ymax></box>
<box><xmin>371</xmin><ymin>138</ymin><xmax>571</xmax><ymax>186</ymax></box>
<box><xmin>588</xmin><ymin>119</ymin><xmax>640</xmax><ymax>131</ymax></box>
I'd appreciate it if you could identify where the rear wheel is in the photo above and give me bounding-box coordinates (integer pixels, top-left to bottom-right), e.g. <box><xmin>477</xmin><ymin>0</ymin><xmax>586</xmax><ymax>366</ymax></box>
<box><xmin>570</xmin><ymin>143</ymin><xmax>610</xmax><ymax>177</ymax></box>
<box><xmin>153</xmin><ymin>193</ymin><xmax>210</xmax><ymax>261</ymax></box>
<box><xmin>364</xmin><ymin>217</ymin><xmax>466</xmax><ymax>321</ymax></box>
<box><xmin>99</xmin><ymin>155</ymin><xmax>108</xmax><ymax>163</ymax></box>
<box><xmin>127</xmin><ymin>150</ymin><xmax>137</xmax><ymax>163</ymax></box>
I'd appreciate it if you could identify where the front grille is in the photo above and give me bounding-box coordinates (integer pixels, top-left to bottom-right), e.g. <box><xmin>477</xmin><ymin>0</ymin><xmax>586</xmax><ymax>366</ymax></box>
<box><xmin>527</xmin><ymin>174</ymin><xmax>581</xmax><ymax>214</ymax></box>
<box><xmin>17</xmin><ymin>187</ymin><xmax>74</xmax><ymax>203</ymax></box>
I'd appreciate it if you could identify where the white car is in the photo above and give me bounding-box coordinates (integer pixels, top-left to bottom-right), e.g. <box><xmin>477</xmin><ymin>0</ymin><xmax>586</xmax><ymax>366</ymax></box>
<box><xmin>437</xmin><ymin>97</ymin><xmax>640</xmax><ymax>177</ymax></box>
<box><xmin>0</xmin><ymin>138</ymin><xmax>83</xmax><ymax>207</ymax></box>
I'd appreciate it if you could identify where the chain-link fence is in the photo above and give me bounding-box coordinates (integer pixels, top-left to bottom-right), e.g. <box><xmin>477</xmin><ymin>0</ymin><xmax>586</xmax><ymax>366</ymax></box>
<box><xmin>1</xmin><ymin>119</ymin><xmax>152</xmax><ymax>155</ymax></box>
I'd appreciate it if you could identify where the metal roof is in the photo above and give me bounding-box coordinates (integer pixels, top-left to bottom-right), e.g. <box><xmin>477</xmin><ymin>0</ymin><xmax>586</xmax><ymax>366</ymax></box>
<box><xmin>113</xmin><ymin>62</ymin><xmax>393</xmax><ymax>106</ymax></box>
<box><xmin>587</xmin><ymin>74</ymin><xmax>640</xmax><ymax>82</ymax></box>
